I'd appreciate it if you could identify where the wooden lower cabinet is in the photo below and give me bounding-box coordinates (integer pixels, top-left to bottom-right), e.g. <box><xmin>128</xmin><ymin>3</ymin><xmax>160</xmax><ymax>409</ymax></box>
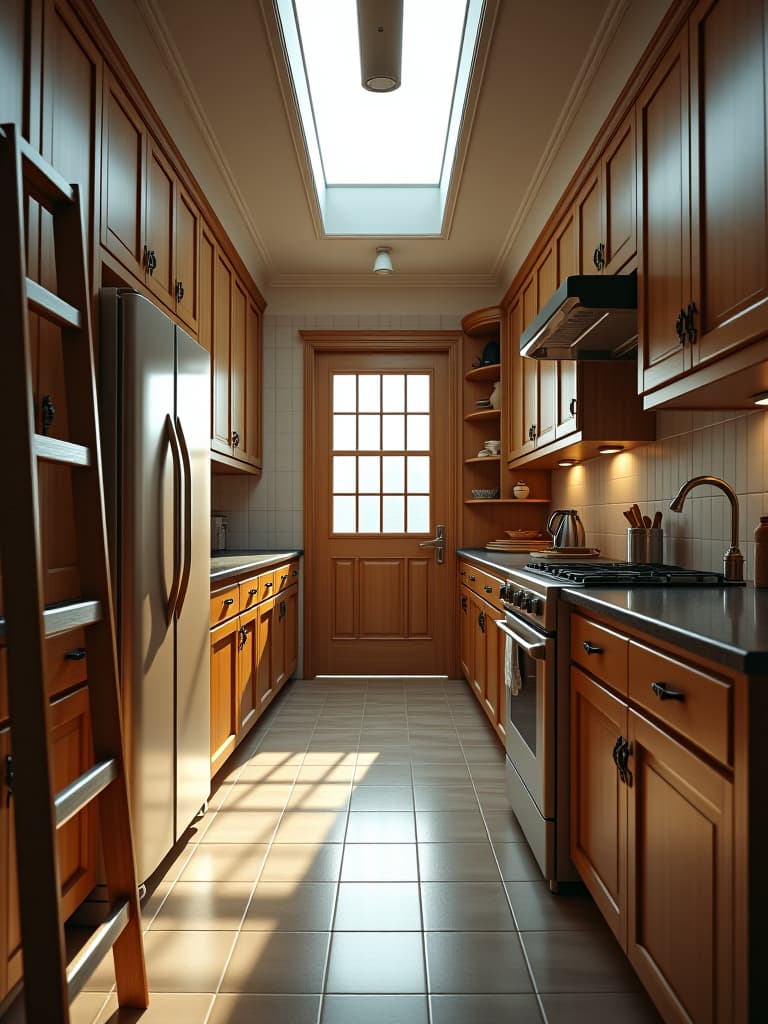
<box><xmin>0</xmin><ymin>685</ymin><xmax>98</xmax><ymax>1005</ymax></box>
<box><xmin>570</xmin><ymin>619</ymin><xmax>735</xmax><ymax>1023</ymax></box>
<box><xmin>458</xmin><ymin>562</ymin><xmax>505</xmax><ymax>743</ymax></box>
<box><xmin>209</xmin><ymin>566</ymin><xmax>299</xmax><ymax>777</ymax></box>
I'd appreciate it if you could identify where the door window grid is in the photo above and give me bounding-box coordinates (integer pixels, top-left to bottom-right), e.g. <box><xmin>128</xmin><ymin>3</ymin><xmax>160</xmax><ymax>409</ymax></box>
<box><xmin>331</xmin><ymin>373</ymin><xmax>431</xmax><ymax>534</ymax></box>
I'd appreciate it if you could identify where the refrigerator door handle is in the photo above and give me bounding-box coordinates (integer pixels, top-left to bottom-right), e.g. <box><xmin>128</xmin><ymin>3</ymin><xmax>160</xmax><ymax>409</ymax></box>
<box><xmin>175</xmin><ymin>414</ymin><xmax>193</xmax><ymax>617</ymax></box>
<box><xmin>165</xmin><ymin>414</ymin><xmax>183</xmax><ymax>624</ymax></box>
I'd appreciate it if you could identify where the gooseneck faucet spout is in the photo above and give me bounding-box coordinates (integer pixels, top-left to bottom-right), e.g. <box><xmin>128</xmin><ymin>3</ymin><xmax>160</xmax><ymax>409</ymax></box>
<box><xmin>669</xmin><ymin>475</ymin><xmax>744</xmax><ymax>582</ymax></box>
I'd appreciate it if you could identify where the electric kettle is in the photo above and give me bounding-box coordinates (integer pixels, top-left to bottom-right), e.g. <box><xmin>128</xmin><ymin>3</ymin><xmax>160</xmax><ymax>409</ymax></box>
<box><xmin>547</xmin><ymin>508</ymin><xmax>586</xmax><ymax>549</ymax></box>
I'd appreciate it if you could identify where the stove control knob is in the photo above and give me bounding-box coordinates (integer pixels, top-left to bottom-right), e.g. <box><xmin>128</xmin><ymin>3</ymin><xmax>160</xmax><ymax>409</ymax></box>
<box><xmin>532</xmin><ymin>597</ymin><xmax>544</xmax><ymax>615</ymax></box>
<box><xmin>524</xmin><ymin>594</ymin><xmax>535</xmax><ymax>612</ymax></box>
<box><xmin>514</xmin><ymin>590</ymin><xmax>524</xmax><ymax>607</ymax></box>
<box><xmin>499</xmin><ymin>584</ymin><xmax>508</xmax><ymax>601</ymax></box>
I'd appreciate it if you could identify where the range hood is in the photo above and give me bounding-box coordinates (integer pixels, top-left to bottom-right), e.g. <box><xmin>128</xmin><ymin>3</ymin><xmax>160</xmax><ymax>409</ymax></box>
<box><xmin>520</xmin><ymin>274</ymin><xmax>637</xmax><ymax>360</ymax></box>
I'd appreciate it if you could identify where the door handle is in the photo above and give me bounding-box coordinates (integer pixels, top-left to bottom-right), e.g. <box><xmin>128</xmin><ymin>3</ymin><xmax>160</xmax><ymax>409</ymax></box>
<box><xmin>418</xmin><ymin>524</ymin><xmax>445</xmax><ymax>564</ymax></box>
<box><xmin>164</xmin><ymin>414</ymin><xmax>183</xmax><ymax>625</ymax></box>
<box><xmin>174</xmin><ymin>415</ymin><xmax>192</xmax><ymax>617</ymax></box>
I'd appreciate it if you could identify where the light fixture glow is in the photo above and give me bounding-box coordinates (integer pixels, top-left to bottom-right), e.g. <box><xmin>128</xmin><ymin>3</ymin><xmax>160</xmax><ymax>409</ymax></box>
<box><xmin>373</xmin><ymin>246</ymin><xmax>394</xmax><ymax>274</ymax></box>
<box><xmin>558</xmin><ymin>459</ymin><xmax>577</xmax><ymax>467</ymax></box>
<box><xmin>357</xmin><ymin>0</ymin><xmax>403</xmax><ymax>92</ymax></box>
<box><xmin>598</xmin><ymin>445</ymin><xmax>625</xmax><ymax>455</ymax></box>
<box><xmin>753</xmin><ymin>391</ymin><xmax>768</xmax><ymax>406</ymax></box>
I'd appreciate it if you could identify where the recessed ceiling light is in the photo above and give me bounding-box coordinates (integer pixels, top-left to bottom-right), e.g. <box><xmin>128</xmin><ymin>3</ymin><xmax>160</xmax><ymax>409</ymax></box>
<box><xmin>598</xmin><ymin>445</ymin><xmax>624</xmax><ymax>455</ymax></box>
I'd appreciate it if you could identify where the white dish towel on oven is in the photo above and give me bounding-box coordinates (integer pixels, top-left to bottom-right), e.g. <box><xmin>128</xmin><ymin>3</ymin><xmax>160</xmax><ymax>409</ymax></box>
<box><xmin>505</xmin><ymin>634</ymin><xmax>521</xmax><ymax>696</ymax></box>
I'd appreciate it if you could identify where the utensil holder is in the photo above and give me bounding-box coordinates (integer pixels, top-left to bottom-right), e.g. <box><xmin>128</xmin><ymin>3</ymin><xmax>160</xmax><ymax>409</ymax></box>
<box><xmin>627</xmin><ymin>527</ymin><xmax>663</xmax><ymax>564</ymax></box>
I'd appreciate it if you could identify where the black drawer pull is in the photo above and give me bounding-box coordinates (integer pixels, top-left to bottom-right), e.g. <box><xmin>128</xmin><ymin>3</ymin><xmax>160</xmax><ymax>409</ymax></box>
<box><xmin>468</xmin><ymin>575</ymin><xmax>476</xmax><ymax>582</ymax></box>
<box><xmin>651</xmin><ymin>681</ymin><xmax>685</xmax><ymax>702</ymax></box>
<box><xmin>264</xmin><ymin>581</ymin><xmax>273</xmax><ymax>589</ymax></box>
<box><xmin>583</xmin><ymin>640</ymin><xmax>603</xmax><ymax>655</ymax></box>
<box><xmin>281</xmin><ymin>574</ymin><xmax>289</xmax><ymax>583</ymax></box>
<box><xmin>291</xmin><ymin>569</ymin><xmax>298</xmax><ymax>576</ymax></box>
<box><xmin>483</xmin><ymin>585</ymin><xmax>493</xmax><ymax>593</ymax></box>
<box><xmin>65</xmin><ymin>647</ymin><xmax>87</xmax><ymax>660</ymax></box>
<box><xmin>248</xmin><ymin>589</ymin><xmax>258</xmax><ymax>596</ymax></box>
<box><xmin>459</xmin><ymin>569</ymin><xmax>466</xmax><ymax>576</ymax></box>
<box><xmin>223</xmin><ymin>598</ymin><xmax>235</xmax><ymax>606</ymax></box>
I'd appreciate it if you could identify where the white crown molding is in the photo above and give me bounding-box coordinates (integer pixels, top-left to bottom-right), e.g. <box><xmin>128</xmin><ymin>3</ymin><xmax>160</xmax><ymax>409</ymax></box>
<box><xmin>491</xmin><ymin>0</ymin><xmax>631</xmax><ymax>279</ymax></box>
<box><xmin>267</xmin><ymin>272</ymin><xmax>500</xmax><ymax>289</ymax></box>
<box><xmin>136</xmin><ymin>0</ymin><xmax>273</xmax><ymax>270</ymax></box>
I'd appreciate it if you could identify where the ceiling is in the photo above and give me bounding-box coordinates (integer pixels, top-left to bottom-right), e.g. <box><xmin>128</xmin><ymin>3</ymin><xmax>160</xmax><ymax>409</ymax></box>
<box><xmin>126</xmin><ymin>0</ymin><xmax>643</xmax><ymax>292</ymax></box>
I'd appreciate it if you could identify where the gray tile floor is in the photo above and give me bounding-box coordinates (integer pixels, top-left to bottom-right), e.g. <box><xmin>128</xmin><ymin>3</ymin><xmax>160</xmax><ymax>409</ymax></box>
<box><xmin>3</xmin><ymin>677</ymin><xmax>663</xmax><ymax>1023</ymax></box>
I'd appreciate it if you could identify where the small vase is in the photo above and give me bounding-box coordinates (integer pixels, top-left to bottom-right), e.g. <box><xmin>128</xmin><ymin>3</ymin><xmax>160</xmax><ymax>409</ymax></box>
<box><xmin>513</xmin><ymin>481</ymin><xmax>530</xmax><ymax>499</ymax></box>
<box><xmin>489</xmin><ymin>381</ymin><xmax>500</xmax><ymax>410</ymax></box>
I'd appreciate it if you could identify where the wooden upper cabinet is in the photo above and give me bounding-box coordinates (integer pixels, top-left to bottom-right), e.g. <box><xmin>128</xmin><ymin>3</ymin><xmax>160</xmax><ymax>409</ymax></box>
<box><xmin>198</xmin><ymin>223</ymin><xmax>216</xmax><ymax>355</ymax></box>
<box><xmin>145</xmin><ymin>138</ymin><xmax>175</xmax><ymax>308</ymax></box>
<box><xmin>211</xmin><ymin>249</ymin><xmax>234</xmax><ymax>456</ymax></box>
<box><xmin>175</xmin><ymin>182</ymin><xmax>200</xmax><ymax>332</ymax></box>
<box><xmin>101</xmin><ymin>71</ymin><xmax>145</xmax><ymax>278</ymax></box>
<box><xmin>535</xmin><ymin>248</ymin><xmax>557</xmax><ymax>449</ymax></box>
<box><xmin>639</xmin><ymin>0</ymin><xmax>768</xmax><ymax>402</ymax></box>
<box><xmin>575</xmin><ymin>168</ymin><xmax>603</xmax><ymax>275</ymax></box>
<box><xmin>244</xmin><ymin>298</ymin><xmax>263</xmax><ymax>469</ymax></box>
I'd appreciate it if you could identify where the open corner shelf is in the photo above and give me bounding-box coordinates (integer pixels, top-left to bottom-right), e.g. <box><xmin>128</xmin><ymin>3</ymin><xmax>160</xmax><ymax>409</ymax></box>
<box><xmin>465</xmin><ymin>455</ymin><xmax>501</xmax><ymax>464</ymax></box>
<box><xmin>465</xmin><ymin>363</ymin><xmax>501</xmax><ymax>383</ymax></box>
<box><xmin>464</xmin><ymin>408</ymin><xmax>500</xmax><ymax>423</ymax></box>
<box><xmin>465</xmin><ymin>497</ymin><xmax>551</xmax><ymax>504</ymax></box>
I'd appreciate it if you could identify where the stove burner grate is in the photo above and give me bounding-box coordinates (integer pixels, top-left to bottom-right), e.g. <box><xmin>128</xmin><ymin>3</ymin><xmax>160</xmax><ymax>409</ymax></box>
<box><xmin>522</xmin><ymin>561</ymin><xmax>732</xmax><ymax>586</ymax></box>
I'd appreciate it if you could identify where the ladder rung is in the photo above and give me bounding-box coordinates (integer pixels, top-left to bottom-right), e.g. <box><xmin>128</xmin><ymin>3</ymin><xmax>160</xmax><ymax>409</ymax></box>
<box><xmin>0</xmin><ymin>600</ymin><xmax>101</xmax><ymax>641</ymax></box>
<box><xmin>66</xmin><ymin>899</ymin><xmax>131</xmax><ymax>1003</ymax></box>
<box><xmin>55</xmin><ymin>759</ymin><xmax>118</xmax><ymax>828</ymax></box>
<box><xmin>34</xmin><ymin>434</ymin><xmax>92</xmax><ymax>467</ymax></box>
<box><xmin>26</xmin><ymin>278</ymin><xmax>82</xmax><ymax>330</ymax></box>
<box><xmin>18</xmin><ymin>134</ymin><xmax>75</xmax><ymax>208</ymax></box>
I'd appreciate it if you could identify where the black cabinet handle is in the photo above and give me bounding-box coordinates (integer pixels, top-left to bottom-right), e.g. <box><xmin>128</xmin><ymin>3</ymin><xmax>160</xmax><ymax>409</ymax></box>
<box><xmin>248</xmin><ymin>588</ymin><xmax>258</xmax><ymax>596</ymax></box>
<box><xmin>41</xmin><ymin>394</ymin><xmax>55</xmax><ymax>435</ymax></box>
<box><xmin>612</xmin><ymin>735</ymin><xmax>631</xmax><ymax>785</ymax></box>
<box><xmin>144</xmin><ymin>246</ymin><xmax>157</xmax><ymax>275</ymax></box>
<box><xmin>468</xmin><ymin>575</ymin><xmax>476</xmax><ymax>582</ymax></box>
<box><xmin>264</xmin><ymin>581</ymin><xmax>273</xmax><ymax>589</ymax></box>
<box><xmin>279</xmin><ymin>600</ymin><xmax>286</xmax><ymax>620</ymax></box>
<box><xmin>459</xmin><ymin>570</ymin><xmax>466</xmax><ymax>576</ymax></box>
<box><xmin>232</xmin><ymin>430</ymin><xmax>240</xmax><ymax>448</ymax></box>
<box><xmin>483</xmin><ymin>585</ymin><xmax>493</xmax><ymax>593</ymax></box>
<box><xmin>239</xmin><ymin>625</ymin><xmax>248</xmax><ymax>649</ymax></box>
<box><xmin>651</xmin><ymin>681</ymin><xmax>685</xmax><ymax>702</ymax></box>
<box><xmin>685</xmin><ymin>301</ymin><xmax>697</xmax><ymax>344</ymax></box>
<box><xmin>478</xmin><ymin>610</ymin><xmax>486</xmax><ymax>633</ymax></box>
<box><xmin>223</xmin><ymin>598</ymin><xmax>234</xmax><ymax>607</ymax></box>
<box><xmin>582</xmin><ymin>640</ymin><xmax>603</xmax><ymax>655</ymax></box>
<box><xmin>291</xmin><ymin>569</ymin><xmax>298</xmax><ymax>577</ymax></box>
<box><xmin>675</xmin><ymin>308</ymin><xmax>687</xmax><ymax>344</ymax></box>
<box><xmin>65</xmin><ymin>647</ymin><xmax>87</xmax><ymax>660</ymax></box>
<box><xmin>281</xmin><ymin>574</ymin><xmax>289</xmax><ymax>583</ymax></box>
<box><xmin>175</xmin><ymin>280</ymin><xmax>185</xmax><ymax>302</ymax></box>
<box><xmin>569</xmin><ymin>398</ymin><xmax>576</xmax><ymax>416</ymax></box>
<box><xmin>460</xmin><ymin>595</ymin><xmax>468</xmax><ymax>612</ymax></box>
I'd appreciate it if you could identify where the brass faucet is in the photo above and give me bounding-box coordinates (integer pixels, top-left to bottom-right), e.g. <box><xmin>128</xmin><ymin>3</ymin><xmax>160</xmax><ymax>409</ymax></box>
<box><xmin>669</xmin><ymin>475</ymin><xmax>744</xmax><ymax>582</ymax></box>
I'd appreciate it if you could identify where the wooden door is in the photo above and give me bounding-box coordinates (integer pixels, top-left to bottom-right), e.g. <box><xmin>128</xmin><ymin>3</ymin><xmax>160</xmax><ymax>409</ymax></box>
<box><xmin>211</xmin><ymin>250</ymin><xmax>234</xmax><ymax>456</ymax></box>
<box><xmin>210</xmin><ymin>616</ymin><xmax>238</xmax><ymax>775</ymax></box>
<box><xmin>237</xmin><ymin>608</ymin><xmax>259</xmax><ymax>738</ymax></box>
<box><xmin>627</xmin><ymin>709</ymin><xmax>733</xmax><ymax>1023</ymax></box>
<box><xmin>145</xmin><ymin>138</ymin><xmax>175</xmax><ymax>309</ymax></box>
<box><xmin>175</xmin><ymin>182</ymin><xmax>199</xmax><ymax>331</ymax></box>
<box><xmin>602</xmin><ymin>110</ymin><xmax>637</xmax><ymax>274</ymax></box>
<box><xmin>636</xmin><ymin>27</ymin><xmax>691</xmax><ymax>395</ymax></box>
<box><xmin>305</xmin><ymin>337</ymin><xmax>459</xmax><ymax>676</ymax></box>
<box><xmin>688</xmin><ymin>0</ymin><xmax>768</xmax><ymax>367</ymax></box>
<box><xmin>570</xmin><ymin>667</ymin><xmax>628</xmax><ymax>946</ymax></box>
<box><xmin>101</xmin><ymin>71</ymin><xmax>145</xmax><ymax>277</ymax></box>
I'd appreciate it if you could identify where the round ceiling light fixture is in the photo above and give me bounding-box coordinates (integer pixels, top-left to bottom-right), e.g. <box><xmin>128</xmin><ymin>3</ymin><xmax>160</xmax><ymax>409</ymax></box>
<box><xmin>373</xmin><ymin>246</ymin><xmax>394</xmax><ymax>274</ymax></box>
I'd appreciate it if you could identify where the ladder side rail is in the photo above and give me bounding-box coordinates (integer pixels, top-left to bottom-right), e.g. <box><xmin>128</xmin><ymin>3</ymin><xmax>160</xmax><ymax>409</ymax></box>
<box><xmin>51</xmin><ymin>184</ymin><xmax>148</xmax><ymax>1006</ymax></box>
<box><xmin>0</xmin><ymin>124</ymin><xmax>71</xmax><ymax>1023</ymax></box>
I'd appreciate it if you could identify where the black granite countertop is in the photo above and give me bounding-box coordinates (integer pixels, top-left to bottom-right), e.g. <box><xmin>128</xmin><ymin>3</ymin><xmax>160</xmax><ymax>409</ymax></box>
<box><xmin>457</xmin><ymin>547</ymin><xmax>768</xmax><ymax>675</ymax></box>
<box><xmin>211</xmin><ymin>549</ymin><xmax>303</xmax><ymax>584</ymax></box>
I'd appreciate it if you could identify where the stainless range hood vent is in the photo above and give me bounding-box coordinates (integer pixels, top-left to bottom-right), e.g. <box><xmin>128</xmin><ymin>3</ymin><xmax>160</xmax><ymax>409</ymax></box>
<box><xmin>520</xmin><ymin>273</ymin><xmax>637</xmax><ymax>360</ymax></box>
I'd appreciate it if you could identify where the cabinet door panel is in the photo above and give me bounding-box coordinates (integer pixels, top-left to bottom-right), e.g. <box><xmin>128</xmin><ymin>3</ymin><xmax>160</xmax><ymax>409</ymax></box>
<box><xmin>198</xmin><ymin>225</ymin><xmax>215</xmax><ymax>357</ymax></box>
<box><xmin>211</xmin><ymin>252</ymin><xmax>233</xmax><ymax>455</ymax></box>
<box><xmin>459</xmin><ymin>589</ymin><xmax>472</xmax><ymax>681</ymax></box>
<box><xmin>690</xmin><ymin>0</ymin><xmax>768</xmax><ymax>365</ymax></box>
<box><xmin>210</xmin><ymin>617</ymin><xmax>238</xmax><ymax>775</ymax></box>
<box><xmin>570</xmin><ymin>667</ymin><xmax>627</xmax><ymax>946</ymax></box>
<box><xmin>576</xmin><ymin>169</ymin><xmax>602</xmax><ymax>275</ymax></box>
<box><xmin>603</xmin><ymin>111</ymin><xmax>636</xmax><ymax>274</ymax></box>
<box><xmin>284</xmin><ymin>586</ymin><xmax>298</xmax><ymax>681</ymax></box>
<box><xmin>257</xmin><ymin>599</ymin><xmax>275</xmax><ymax>710</ymax></box>
<box><xmin>0</xmin><ymin>0</ymin><xmax>28</xmax><ymax>133</ymax></box>
<box><xmin>230</xmin><ymin>276</ymin><xmax>247</xmax><ymax>459</ymax></box>
<box><xmin>637</xmin><ymin>29</ymin><xmax>691</xmax><ymax>393</ymax></box>
<box><xmin>243</xmin><ymin>299</ymin><xmax>262</xmax><ymax>468</ymax></box>
<box><xmin>534</xmin><ymin>249</ymin><xmax>557</xmax><ymax>447</ymax></box>
<box><xmin>101</xmin><ymin>73</ymin><xmax>144</xmax><ymax>276</ymax></box>
<box><xmin>145</xmin><ymin>139</ymin><xmax>175</xmax><ymax>308</ymax></box>
<box><xmin>237</xmin><ymin>611</ymin><xmax>259</xmax><ymax>738</ymax></box>
<box><xmin>553</xmin><ymin>213</ymin><xmax>578</xmax><ymax>438</ymax></box>
<box><xmin>521</xmin><ymin>276</ymin><xmax>538</xmax><ymax>455</ymax></box>
<box><xmin>470</xmin><ymin>592</ymin><xmax>487</xmax><ymax>703</ymax></box>
<box><xmin>628</xmin><ymin>709</ymin><xmax>733</xmax><ymax>1023</ymax></box>
<box><xmin>175</xmin><ymin>184</ymin><xmax>199</xmax><ymax>331</ymax></box>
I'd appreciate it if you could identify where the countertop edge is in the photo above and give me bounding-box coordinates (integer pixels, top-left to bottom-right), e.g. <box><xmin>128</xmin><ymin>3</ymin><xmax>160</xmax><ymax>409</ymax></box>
<box><xmin>211</xmin><ymin>550</ymin><xmax>303</xmax><ymax>585</ymax></box>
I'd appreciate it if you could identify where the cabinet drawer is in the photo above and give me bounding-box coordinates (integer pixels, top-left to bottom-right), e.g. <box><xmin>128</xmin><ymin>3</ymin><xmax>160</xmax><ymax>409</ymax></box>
<box><xmin>45</xmin><ymin>629</ymin><xmax>89</xmax><ymax>699</ymax></box>
<box><xmin>275</xmin><ymin>561</ymin><xmax>299</xmax><ymax>593</ymax></box>
<box><xmin>210</xmin><ymin>586</ymin><xmax>240</xmax><ymax>626</ymax></box>
<box><xmin>628</xmin><ymin>642</ymin><xmax>731</xmax><ymax>766</ymax></box>
<box><xmin>570</xmin><ymin>613</ymin><xmax>628</xmax><ymax>693</ymax></box>
<box><xmin>457</xmin><ymin>562</ymin><xmax>504</xmax><ymax>610</ymax></box>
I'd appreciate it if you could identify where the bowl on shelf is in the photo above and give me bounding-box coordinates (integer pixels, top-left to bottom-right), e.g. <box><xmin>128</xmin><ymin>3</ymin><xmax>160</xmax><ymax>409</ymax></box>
<box><xmin>472</xmin><ymin>488</ymin><xmax>500</xmax><ymax>499</ymax></box>
<box><xmin>484</xmin><ymin>439</ymin><xmax>501</xmax><ymax>453</ymax></box>
<box><xmin>505</xmin><ymin>529</ymin><xmax>540</xmax><ymax>539</ymax></box>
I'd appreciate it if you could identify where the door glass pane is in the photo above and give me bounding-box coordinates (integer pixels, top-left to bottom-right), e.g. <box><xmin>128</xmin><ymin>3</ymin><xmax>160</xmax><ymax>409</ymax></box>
<box><xmin>333</xmin><ymin>414</ymin><xmax>356</xmax><ymax>450</ymax></box>
<box><xmin>382</xmin><ymin>374</ymin><xmax>405</xmax><ymax>412</ymax></box>
<box><xmin>333</xmin><ymin>455</ymin><xmax>356</xmax><ymax>492</ymax></box>
<box><xmin>358</xmin><ymin>415</ymin><xmax>381</xmax><ymax>450</ymax></box>
<box><xmin>382</xmin><ymin>496</ymin><xmax>404</xmax><ymax>532</ymax></box>
<box><xmin>358</xmin><ymin>455</ymin><xmax>380</xmax><ymax>493</ymax></box>
<box><xmin>406</xmin><ymin>414</ymin><xmax>430</xmax><ymax>451</ymax></box>
<box><xmin>407</xmin><ymin>495</ymin><xmax>430</xmax><ymax>533</ymax></box>
<box><xmin>382</xmin><ymin>455</ymin><xmax>405</xmax><ymax>493</ymax></box>
<box><xmin>358</xmin><ymin>495</ymin><xmax>381</xmax><ymax>532</ymax></box>
<box><xmin>407</xmin><ymin>455</ymin><xmax>430</xmax><ymax>493</ymax></box>
<box><xmin>358</xmin><ymin>374</ymin><xmax>381</xmax><ymax>412</ymax></box>
<box><xmin>407</xmin><ymin>374</ymin><xmax>430</xmax><ymax>412</ymax></box>
<box><xmin>382</xmin><ymin>414</ymin><xmax>405</xmax><ymax>450</ymax></box>
<box><xmin>333</xmin><ymin>495</ymin><xmax>356</xmax><ymax>532</ymax></box>
<box><xmin>334</xmin><ymin>375</ymin><xmax>357</xmax><ymax>412</ymax></box>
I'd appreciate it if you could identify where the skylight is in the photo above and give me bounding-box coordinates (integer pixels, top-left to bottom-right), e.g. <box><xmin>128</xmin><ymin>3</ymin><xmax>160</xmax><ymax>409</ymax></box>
<box><xmin>275</xmin><ymin>0</ymin><xmax>486</xmax><ymax>236</ymax></box>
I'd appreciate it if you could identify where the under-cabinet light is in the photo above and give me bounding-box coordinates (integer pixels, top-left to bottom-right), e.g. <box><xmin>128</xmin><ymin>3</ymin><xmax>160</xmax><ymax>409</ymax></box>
<box><xmin>598</xmin><ymin>445</ymin><xmax>624</xmax><ymax>455</ymax></box>
<box><xmin>753</xmin><ymin>391</ymin><xmax>768</xmax><ymax>406</ymax></box>
<box><xmin>558</xmin><ymin>459</ymin><xmax>577</xmax><ymax>467</ymax></box>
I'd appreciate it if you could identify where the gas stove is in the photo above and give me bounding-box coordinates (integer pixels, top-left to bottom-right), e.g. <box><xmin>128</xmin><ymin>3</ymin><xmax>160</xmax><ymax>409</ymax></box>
<box><xmin>521</xmin><ymin>561</ymin><xmax>733</xmax><ymax>586</ymax></box>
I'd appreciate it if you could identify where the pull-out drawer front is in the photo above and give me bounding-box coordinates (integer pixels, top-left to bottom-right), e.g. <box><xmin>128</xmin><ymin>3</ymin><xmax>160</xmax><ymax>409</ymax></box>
<box><xmin>239</xmin><ymin>577</ymin><xmax>262</xmax><ymax>611</ymax></box>
<box><xmin>275</xmin><ymin>561</ymin><xmax>299</xmax><ymax>593</ymax></box>
<box><xmin>45</xmin><ymin>629</ymin><xmax>89</xmax><ymax>699</ymax></box>
<box><xmin>570</xmin><ymin>613</ymin><xmax>629</xmax><ymax>694</ymax></box>
<box><xmin>628</xmin><ymin>642</ymin><xmax>731</xmax><ymax>766</ymax></box>
<box><xmin>210</xmin><ymin>585</ymin><xmax>240</xmax><ymax>627</ymax></box>
<box><xmin>457</xmin><ymin>562</ymin><xmax>504</xmax><ymax>611</ymax></box>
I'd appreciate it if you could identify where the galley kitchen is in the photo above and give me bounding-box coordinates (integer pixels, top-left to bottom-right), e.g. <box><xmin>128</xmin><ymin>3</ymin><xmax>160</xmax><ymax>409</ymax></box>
<box><xmin>0</xmin><ymin>0</ymin><xmax>767</xmax><ymax>1022</ymax></box>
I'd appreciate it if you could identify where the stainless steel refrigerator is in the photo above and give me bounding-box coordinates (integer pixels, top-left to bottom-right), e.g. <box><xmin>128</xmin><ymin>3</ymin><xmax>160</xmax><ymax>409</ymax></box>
<box><xmin>100</xmin><ymin>288</ymin><xmax>210</xmax><ymax>883</ymax></box>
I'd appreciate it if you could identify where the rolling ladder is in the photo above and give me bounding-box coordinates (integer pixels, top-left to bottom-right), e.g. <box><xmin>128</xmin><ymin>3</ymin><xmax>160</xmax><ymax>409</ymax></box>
<box><xmin>0</xmin><ymin>123</ymin><xmax>147</xmax><ymax>1021</ymax></box>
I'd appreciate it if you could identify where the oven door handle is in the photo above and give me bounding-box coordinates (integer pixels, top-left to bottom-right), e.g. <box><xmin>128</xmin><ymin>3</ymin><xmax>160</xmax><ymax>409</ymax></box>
<box><xmin>495</xmin><ymin>619</ymin><xmax>547</xmax><ymax>660</ymax></box>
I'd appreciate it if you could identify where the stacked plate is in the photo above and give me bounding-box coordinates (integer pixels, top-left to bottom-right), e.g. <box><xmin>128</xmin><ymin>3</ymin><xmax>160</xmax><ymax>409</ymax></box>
<box><xmin>485</xmin><ymin>535</ymin><xmax>550</xmax><ymax>551</ymax></box>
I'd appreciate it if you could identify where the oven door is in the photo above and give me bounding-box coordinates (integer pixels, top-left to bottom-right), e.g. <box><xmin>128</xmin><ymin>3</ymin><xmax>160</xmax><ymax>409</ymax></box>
<box><xmin>496</xmin><ymin>615</ymin><xmax>556</xmax><ymax>819</ymax></box>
